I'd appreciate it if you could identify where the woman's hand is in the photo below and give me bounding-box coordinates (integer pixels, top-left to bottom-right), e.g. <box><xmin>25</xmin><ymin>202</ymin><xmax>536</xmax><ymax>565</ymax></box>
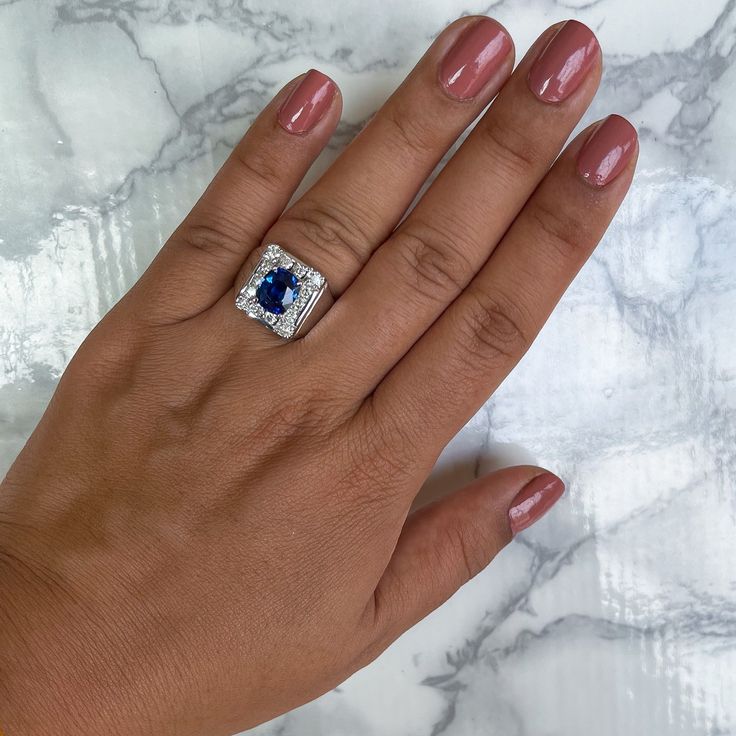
<box><xmin>0</xmin><ymin>16</ymin><xmax>636</xmax><ymax>736</ymax></box>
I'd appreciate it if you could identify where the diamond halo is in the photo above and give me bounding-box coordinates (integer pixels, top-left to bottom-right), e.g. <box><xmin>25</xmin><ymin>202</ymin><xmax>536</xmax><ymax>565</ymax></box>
<box><xmin>235</xmin><ymin>244</ymin><xmax>327</xmax><ymax>339</ymax></box>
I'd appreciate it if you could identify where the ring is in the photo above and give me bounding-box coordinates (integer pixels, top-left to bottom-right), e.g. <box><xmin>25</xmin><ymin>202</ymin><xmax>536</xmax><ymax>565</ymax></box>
<box><xmin>235</xmin><ymin>244</ymin><xmax>328</xmax><ymax>339</ymax></box>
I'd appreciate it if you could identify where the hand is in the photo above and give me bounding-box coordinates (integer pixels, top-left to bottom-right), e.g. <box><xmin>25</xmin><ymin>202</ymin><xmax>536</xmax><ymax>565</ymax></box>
<box><xmin>0</xmin><ymin>16</ymin><xmax>636</xmax><ymax>736</ymax></box>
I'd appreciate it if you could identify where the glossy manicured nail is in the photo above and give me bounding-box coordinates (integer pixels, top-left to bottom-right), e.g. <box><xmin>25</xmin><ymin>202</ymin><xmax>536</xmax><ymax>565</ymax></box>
<box><xmin>508</xmin><ymin>473</ymin><xmax>565</xmax><ymax>535</ymax></box>
<box><xmin>278</xmin><ymin>69</ymin><xmax>337</xmax><ymax>134</ymax></box>
<box><xmin>439</xmin><ymin>18</ymin><xmax>513</xmax><ymax>101</ymax></box>
<box><xmin>528</xmin><ymin>20</ymin><xmax>599</xmax><ymax>103</ymax></box>
<box><xmin>577</xmin><ymin>115</ymin><xmax>638</xmax><ymax>187</ymax></box>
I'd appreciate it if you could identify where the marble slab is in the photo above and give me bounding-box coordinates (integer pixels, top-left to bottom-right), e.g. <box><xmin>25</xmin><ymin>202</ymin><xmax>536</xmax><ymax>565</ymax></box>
<box><xmin>1</xmin><ymin>0</ymin><xmax>735</xmax><ymax>734</ymax></box>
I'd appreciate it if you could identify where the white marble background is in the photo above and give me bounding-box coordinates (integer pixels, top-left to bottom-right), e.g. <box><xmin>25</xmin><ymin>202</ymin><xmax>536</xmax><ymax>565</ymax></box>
<box><xmin>1</xmin><ymin>0</ymin><xmax>735</xmax><ymax>734</ymax></box>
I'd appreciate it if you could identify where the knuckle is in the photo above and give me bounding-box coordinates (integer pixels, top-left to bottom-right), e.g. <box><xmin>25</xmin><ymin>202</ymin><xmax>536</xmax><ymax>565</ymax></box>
<box><xmin>370</xmin><ymin>400</ymin><xmax>422</xmax><ymax>473</ymax></box>
<box><xmin>359</xmin><ymin>425</ymin><xmax>409</xmax><ymax>486</ymax></box>
<box><xmin>457</xmin><ymin>288</ymin><xmax>530</xmax><ymax>365</ymax></box>
<box><xmin>480</xmin><ymin>116</ymin><xmax>541</xmax><ymax>180</ymax></box>
<box><xmin>176</xmin><ymin>145</ymin><xmax>288</xmax><ymax>265</ymax></box>
<box><xmin>278</xmin><ymin>199</ymin><xmax>371</xmax><ymax>273</ymax></box>
<box><xmin>231</xmin><ymin>143</ymin><xmax>285</xmax><ymax>193</ymax></box>
<box><xmin>527</xmin><ymin>198</ymin><xmax>591</xmax><ymax>261</ymax></box>
<box><xmin>441</xmin><ymin>516</ymin><xmax>489</xmax><ymax>582</ymax></box>
<box><xmin>281</xmin><ymin>398</ymin><xmax>330</xmax><ymax>435</ymax></box>
<box><xmin>262</xmin><ymin>390</ymin><xmax>336</xmax><ymax>440</ymax></box>
<box><xmin>325</xmin><ymin>441</ymin><xmax>398</xmax><ymax>524</ymax></box>
<box><xmin>335</xmin><ymin>470</ymin><xmax>396</xmax><ymax>525</ymax></box>
<box><xmin>70</xmin><ymin>326</ymin><xmax>137</xmax><ymax>386</ymax></box>
<box><xmin>251</xmin><ymin>401</ymin><xmax>324</xmax><ymax>446</ymax></box>
<box><xmin>382</xmin><ymin>104</ymin><xmax>441</xmax><ymax>158</ymax></box>
<box><xmin>176</xmin><ymin>220</ymin><xmax>244</xmax><ymax>262</ymax></box>
<box><xmin>350</xmin><ymin>401</ymin><xmax>419</xmax><ymax>490</ymax></box>
<box><xmin>393</xmin><ymin>221</ymin><xmax>475</xmax><ymax>304</ymax></box>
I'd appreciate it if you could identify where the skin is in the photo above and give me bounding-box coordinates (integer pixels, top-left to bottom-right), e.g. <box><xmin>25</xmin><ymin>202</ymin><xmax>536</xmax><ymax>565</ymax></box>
<box><xmin>0</xmin><ymin>16</ymin><xmax>637</xmax><ymax>736</ymax></box>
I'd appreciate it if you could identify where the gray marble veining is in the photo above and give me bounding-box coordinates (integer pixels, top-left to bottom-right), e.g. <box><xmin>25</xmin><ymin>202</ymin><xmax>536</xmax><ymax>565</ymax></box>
<box><xmin>1</xmin><ymin>1</ymin><xmax>735</xmax><ymax>734</ymax></box>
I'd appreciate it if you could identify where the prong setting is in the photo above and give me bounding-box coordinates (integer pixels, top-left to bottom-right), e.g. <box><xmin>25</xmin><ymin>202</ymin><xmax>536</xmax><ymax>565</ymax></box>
<box><xmin>235</xmin><ymin>244</ymin><xmax>327</xmax><ymax>339</ymax></box>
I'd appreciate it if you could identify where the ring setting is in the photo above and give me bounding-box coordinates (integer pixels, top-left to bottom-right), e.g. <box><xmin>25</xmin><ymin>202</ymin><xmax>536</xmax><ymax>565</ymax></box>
<box><xmin>235</xmin><ymin>244</ymin><xmax>327</xmax><ymax>339</ymax></box>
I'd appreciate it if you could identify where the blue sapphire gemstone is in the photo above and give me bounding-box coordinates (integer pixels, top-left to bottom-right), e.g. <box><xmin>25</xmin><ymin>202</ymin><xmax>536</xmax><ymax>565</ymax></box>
<box><xmin>256</xmin><ymin>267</ymin><xmax>301</xmax><ymax>315</ymax></box>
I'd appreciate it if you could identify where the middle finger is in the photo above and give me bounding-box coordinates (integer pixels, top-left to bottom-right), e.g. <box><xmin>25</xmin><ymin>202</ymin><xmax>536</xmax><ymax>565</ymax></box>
<box><xmin>317</xmin><ymin>21</ymin><xmax>601</xmax><ymax>388</ymax></box>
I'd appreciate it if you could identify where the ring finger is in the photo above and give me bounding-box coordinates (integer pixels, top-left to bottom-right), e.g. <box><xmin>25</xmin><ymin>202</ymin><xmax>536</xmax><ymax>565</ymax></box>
<box><xmin>318</xmin><ymin>20</ymin><xmax>602</xmax><ymax>387</ymax></box>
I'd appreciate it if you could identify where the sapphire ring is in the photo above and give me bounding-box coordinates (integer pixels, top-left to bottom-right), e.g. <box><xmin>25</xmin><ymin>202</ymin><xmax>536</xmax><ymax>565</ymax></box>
<box><xmin>235</xmin><ymin>244</ymin><xmax>328</xmax><ymax>339</ymax></box>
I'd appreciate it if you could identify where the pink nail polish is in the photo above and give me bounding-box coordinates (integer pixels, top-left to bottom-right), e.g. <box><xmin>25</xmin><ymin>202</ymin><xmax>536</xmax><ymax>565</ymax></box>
<box><xmin>508</xmin><ymin>473</ymin><xmax>565</xmax><ymax>535</ymax></box>
<box><xmin>577</xmin><ymin>115</ymin><xmax>638</xmax><ymax>187</ymax></box>
<box><xmin>278</xmin><ymin>69</ymin><xmax>337</xmax><ymax>135</ymax></box>
<box><xmin>528</xmin><ymin>20</ymin><xmax>599</xmax><ymax>103</ymax></box>
<box><xmin>439</xmin><ymin>18</ymin><xmax>513</xmax><ymax>101</ymax></box>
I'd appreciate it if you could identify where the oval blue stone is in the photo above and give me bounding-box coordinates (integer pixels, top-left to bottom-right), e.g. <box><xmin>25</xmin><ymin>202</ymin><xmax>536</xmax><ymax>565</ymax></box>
<box><xmin>256</xmin><ymin>267</ymin><xmax>301</xmax><ymax>315</ymax></box>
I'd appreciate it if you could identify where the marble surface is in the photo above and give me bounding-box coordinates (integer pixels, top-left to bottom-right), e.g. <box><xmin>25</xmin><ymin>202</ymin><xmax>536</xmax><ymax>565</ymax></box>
<box><xmin>1</xmin><ymin>0</ymin><xmax>735</xmax><ymax>734</ymax></box>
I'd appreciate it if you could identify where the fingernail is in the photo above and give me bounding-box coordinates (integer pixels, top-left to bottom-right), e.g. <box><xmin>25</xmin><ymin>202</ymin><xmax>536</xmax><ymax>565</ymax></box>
<box><xmin>278</xmin><ymin>69</ymin><xmax>337</xmax><ymax>135</ymax></box>
<box><xmin>508</xmin><ymin>472</ymin><xmax>565</xmax><ymax>535</ymax></box>
<box><xmin>439</xmin><ymin>18</ymin><xmax>513</xmax><ymax>101</ymax></box>
<box><xmin>528</xmin><ymin>20</ymin><xmax>599</xmax><ymax>103</ymax></box>
<box><xmin>577</xmin><ymin>114</ymin><xmax>638</xmax><ymax>187</ymax></box>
